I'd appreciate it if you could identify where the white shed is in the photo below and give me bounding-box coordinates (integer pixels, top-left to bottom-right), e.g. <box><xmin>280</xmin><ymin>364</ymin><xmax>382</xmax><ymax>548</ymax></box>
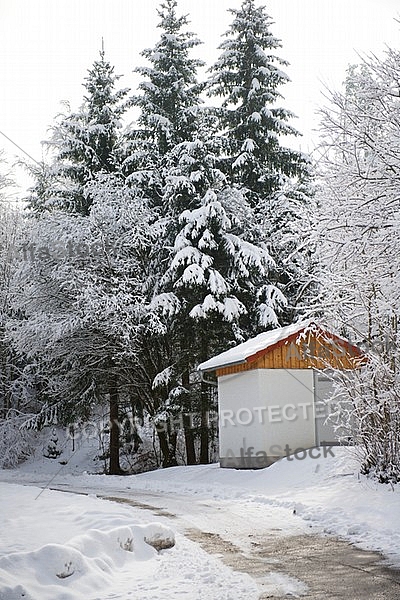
<box><xmin>198</xmin><ymin>321</ymin><xmax>365</xmax><ymax>468</ymax></box>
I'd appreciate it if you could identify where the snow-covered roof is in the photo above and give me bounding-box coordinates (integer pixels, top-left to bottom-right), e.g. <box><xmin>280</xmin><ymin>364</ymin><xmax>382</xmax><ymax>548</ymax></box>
<box><xmin>198</xmin><ymin>320</ymin><xmax>314</xmax><ymax>372</ymax></box>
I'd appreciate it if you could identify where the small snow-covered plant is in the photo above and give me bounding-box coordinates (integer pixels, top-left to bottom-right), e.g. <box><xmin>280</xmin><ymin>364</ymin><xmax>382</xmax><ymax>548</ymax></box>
<box><xmin>43</xmin><ymin>427</ymin><xmax>62</xmax><ymax>459</ymax></box>
<box><xmin>56</xmin><ymin>561</ymin><xmax>75</xmax><ymax>579</ymax></box>
<box><xmin>118</xmin><ymin>536</ymin><xmax>134</xmax><ymax>552</ymax></box>
<box><xmin>143</xmin><ymin>523</ymin><xmax>175</xmax><ymax>551</ymax></box>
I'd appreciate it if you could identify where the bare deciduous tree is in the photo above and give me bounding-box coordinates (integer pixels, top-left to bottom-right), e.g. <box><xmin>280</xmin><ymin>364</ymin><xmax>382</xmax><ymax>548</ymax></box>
<box><xmin>316</xmin><ymin>50</ymin><xmax>400</xmax><ymax>483</ymax></box>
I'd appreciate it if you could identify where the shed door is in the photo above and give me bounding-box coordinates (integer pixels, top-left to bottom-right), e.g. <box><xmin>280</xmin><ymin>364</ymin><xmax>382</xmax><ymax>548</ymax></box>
<box><xmin>314</xmin><ymin>372</ymin><xmax>337</xmax><ymax>445</ymax></box>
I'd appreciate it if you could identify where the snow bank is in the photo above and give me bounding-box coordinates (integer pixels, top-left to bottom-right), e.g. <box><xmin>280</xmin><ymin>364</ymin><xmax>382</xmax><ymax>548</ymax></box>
<box><xmin>0</xmin><ymin>522</ymin><xmax>173</xmax><ymax>599</ymax></box>
<box><xmin>0</xmin><ymin>483</ymin><xmax>258</xmax><ymax>600</ymax></box>
<box><xmin>2</xmin><ymin>445</ymin><xmax>399</xmax><ymax>568</ymax></box>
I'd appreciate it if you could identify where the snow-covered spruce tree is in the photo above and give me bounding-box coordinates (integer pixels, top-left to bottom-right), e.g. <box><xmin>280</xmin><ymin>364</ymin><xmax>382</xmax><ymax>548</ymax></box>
<box><xmin>317</xmin><ymin>51</ymin><xmax>400</xmax><ymax>483</ymax></box>
<box><xmin>161</xmin><ymin>139</ymin><xmax>283</xmax><ymax>335</ymax></box>
<box><xmin>10</xmin><ymin>174</ymin><xmax>154</xmax><ymax>474</ymax></box>
<box><xmin>20</xmin><ymin>51</ymin><xmax>144</xmax><ymax>474</ymax></box>
<box><xmin>152</xmin><ymin>133</ymin><xmax>285</xmax><ymax>463</ymax></box>
<box><xmin>132</xmin><ymin>0</ymin><xmax>204</xmax><ymax>157</ymax></box>
<box><xmin>123</xmin><ymin>0</ymin><xmax>210</xmax><ymax>466</ymax></box>
<box><xmin>43</xmin><ymin>427</ymin><xmax>62</xmax><ymax>459</ymax></box>
<box><xmin>123</xmin><ymin>0</ymin><xmax>205</xmax><ymax>214</ymax></box>
<box><xmin>128</xmin><ymin>2</ymin><xmax>289</xmax><ymax>465</ymax></box>
<box><xmin>208</xmin><ymin>0</ymin><xmax>316</xmax><ymax>321</ymax></box>
<box><xmin>208</xmin><ymin>0</ymin><xmax>304</xmax><ymax>196</ymax></box>
<box><xmin>28</xmin><ymin>49</ymin><xmax>129</xmax><ymax>215</ymax></box>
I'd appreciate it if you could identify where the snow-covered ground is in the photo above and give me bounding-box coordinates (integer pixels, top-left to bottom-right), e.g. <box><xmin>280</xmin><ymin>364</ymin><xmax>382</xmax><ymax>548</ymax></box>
<box><xmin>0</xmin><ymin>482</ymin><xmax>260</xmax><ymax>600</ymax></box>
<box><xmin>0</xmin><ymin>431</ymin><xmax>399</xmax><ymax>599</ymax></box>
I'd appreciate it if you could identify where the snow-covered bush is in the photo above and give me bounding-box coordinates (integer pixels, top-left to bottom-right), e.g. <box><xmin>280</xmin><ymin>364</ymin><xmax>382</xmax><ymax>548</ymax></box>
<box><xmin>330</xmin><ymin>355</ymin><xmax>400</xmax><ymax>484</ymax></box>
<box><xmin>0</xmin><ymin>414</ymin><xmax>37</xmax><ymax>468</ymax></box>
<box><xmin>317</xmin><ymin>49</ymin><xmax>400</xmax><ymax>484</ymax></box>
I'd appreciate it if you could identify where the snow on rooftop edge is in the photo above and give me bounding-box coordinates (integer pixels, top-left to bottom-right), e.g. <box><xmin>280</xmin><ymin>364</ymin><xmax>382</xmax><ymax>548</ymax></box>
<box><xmin>198</xmin><ymin>320</ymin><xmax>314</xmax><ymax>372</ymax></box>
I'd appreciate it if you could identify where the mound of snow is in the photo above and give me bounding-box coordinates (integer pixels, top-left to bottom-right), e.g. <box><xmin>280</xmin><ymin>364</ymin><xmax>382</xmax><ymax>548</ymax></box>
<box><xmin>142</xmin><ymin>523</ymin><xmax>175</xmax><ymax>551</ymax></box>
<box><xmin>0</xmin><ymin>483</ymin><xmax>258</xmax><ymax>600</ymax></box>
<box><xmin>0</xmin><ymin>522</ymin><xmax>175</xmax><ymax>599</ymax></box>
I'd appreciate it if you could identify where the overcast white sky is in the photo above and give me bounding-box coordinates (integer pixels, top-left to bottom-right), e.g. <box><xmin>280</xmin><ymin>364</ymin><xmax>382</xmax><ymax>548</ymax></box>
<box><xmin>1</xmin><ymin>0</ymin><xmax>399</xmax><ymax>193</ymax></box>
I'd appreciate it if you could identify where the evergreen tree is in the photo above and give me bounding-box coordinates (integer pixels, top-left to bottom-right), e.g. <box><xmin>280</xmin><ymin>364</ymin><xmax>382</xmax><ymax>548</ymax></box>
<box><xmin>123</xmin><ymin>0</ymin><xmax>205</xmax><ymax>214</ymax></box>
<box><xmin>22</xmin><ymin>51</ymin><xmax>137</xmax><ymax>473</ymax></box>
<box><xmin>127</xmin><ymin>1</ymin><xmax>292</xmax><ymax>465</ymax></box>
<box><xmin>208</xmin><ymin>0</ymin><xmax>316</xmax><ymax>321</ymax></box>
<box><xmin>123</xmin><ymin>0</ymin><xmax>210</xmax><ymax>465</ymax></box>
<box><xmin>208</xmin><ymin>0</ymin><xmax>307</xmax><ymax>202</ymax></box>
<box><xmin>44</xmin><ymin>428</ymin><xmax>62</xmax><ymax>459</ymax></box>
<box><xmin>159</xmin><ymin>138</ymin><xmax>283</xmax><ymax>338</ymax></box>
<box><xmin>29</xmin><ymin>49</ymin><xmax>129</xmax><ymax>215</ymax></box>
<box><xmin>133</xmin><ymin>0</ymin><xmax>204</xmax><ymax>158</ymax></box>
<box><xmin>151</xmin><ymin>130</ymin><xmax>285</xmax><ymax>464</ymax></box>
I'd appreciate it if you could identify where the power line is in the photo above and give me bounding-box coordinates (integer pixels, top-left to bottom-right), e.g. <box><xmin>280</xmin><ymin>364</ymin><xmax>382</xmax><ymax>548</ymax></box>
<box><xmin>0</xmin><ymin>128</ymin><xmax>41</xmax><ymax>166</ymax></box>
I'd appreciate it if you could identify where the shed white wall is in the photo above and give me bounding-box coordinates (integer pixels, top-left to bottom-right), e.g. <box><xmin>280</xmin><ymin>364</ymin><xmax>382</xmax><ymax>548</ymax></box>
<box><xmin>218</xmin><ymin>368</ymin><xmax>316</xmax><ymax>467</ymax></box>
<box><xmin>218</xmin><ymin>369</ymin><xmax>263</xmax><ymax>462</ymax></box>
<box><xmin>314</xmin><ymin>370</ymin><xmax>354</xmax><ymax>445</ymax></box>
<box><xmin>314</xmin><ymin>371</ymin><xmax>337</xmax><ymax>445</ymax></box>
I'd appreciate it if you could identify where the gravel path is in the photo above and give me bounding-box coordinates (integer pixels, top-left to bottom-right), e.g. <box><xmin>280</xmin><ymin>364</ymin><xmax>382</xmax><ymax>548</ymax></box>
<box><xmin>187</xmin><ymin>528</ymin><xmax>400</xmax><ymax>599</ymax></box>
<box><xmin>103</xmin><ymin>493</ymin><xmax>400</xmax><ymax>600</ymax></box>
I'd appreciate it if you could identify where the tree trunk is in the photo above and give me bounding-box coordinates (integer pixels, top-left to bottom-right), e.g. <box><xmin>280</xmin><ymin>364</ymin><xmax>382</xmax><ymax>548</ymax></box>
<box><xmin>183</xmin><ymin>414</ymin><xmax>196</xmax><ymax>464</ymax></box>
<box><xmin>157</xmin><ymin>428</ymin><xmax>178</xmax><ymax>467</ymax></box>
<box><xmin>157</xmin><ymin>429</ymin><xmax>170</xmax><ymax>467</ymax></box>
<box><xmin>199</xmin><ymin>332</ymin><xmax>210</xmax><ymax>464</ymax></box>
<box><xmin>182</xmin><ymin>370</ymin><xmax>196</xmax><ymax>465</ymax></box>
<box><xmin>199</xmin><ymin>380</ymin><xmax>209</xmax><ymax>464</ymax></box>
<box><xmin>109</xmin><ymin>375</ymin><xmax>123</xmax><ymax>475</ymax></box>
<box><xmin>168</xmin><ymin>429</ymin><xmax>178</xmax><ymax>466</ymax></box>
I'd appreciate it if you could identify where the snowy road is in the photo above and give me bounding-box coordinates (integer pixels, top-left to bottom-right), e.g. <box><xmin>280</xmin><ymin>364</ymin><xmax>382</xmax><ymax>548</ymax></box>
<box><xmin>2</xmin><ymin>448</ymin><xmax>400</xmax><ymax>598</ymax></box>
<box><xmin>46</xmin><ymin>482</ymin><xmax>400</xmax><ymax>600</ymax></box>
<box><xmin>102</xmin><ymin>492</ymin><xmax>400</xmax><ymax>599</ymax></box>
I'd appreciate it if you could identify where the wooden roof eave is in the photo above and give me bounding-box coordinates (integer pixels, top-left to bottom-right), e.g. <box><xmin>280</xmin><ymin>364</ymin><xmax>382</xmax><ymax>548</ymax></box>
<box><xmin>200</xmin><ymin>359</ymin><xmax>246</xmax><ymax>374</ymax></box>
<box><xmin>245</xmin><ymin>329</ymin><xmax>307</xmax><ymax>364</ymax></box>
<box><xmin>246</xmin><ymin>327</ymin><xmax>365</xmax><ymax>366</ymax></box>
<box><xmin>199</xmin><ymin>325</ymin><xmax>367</xmax><ymax>375</ymax></box>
